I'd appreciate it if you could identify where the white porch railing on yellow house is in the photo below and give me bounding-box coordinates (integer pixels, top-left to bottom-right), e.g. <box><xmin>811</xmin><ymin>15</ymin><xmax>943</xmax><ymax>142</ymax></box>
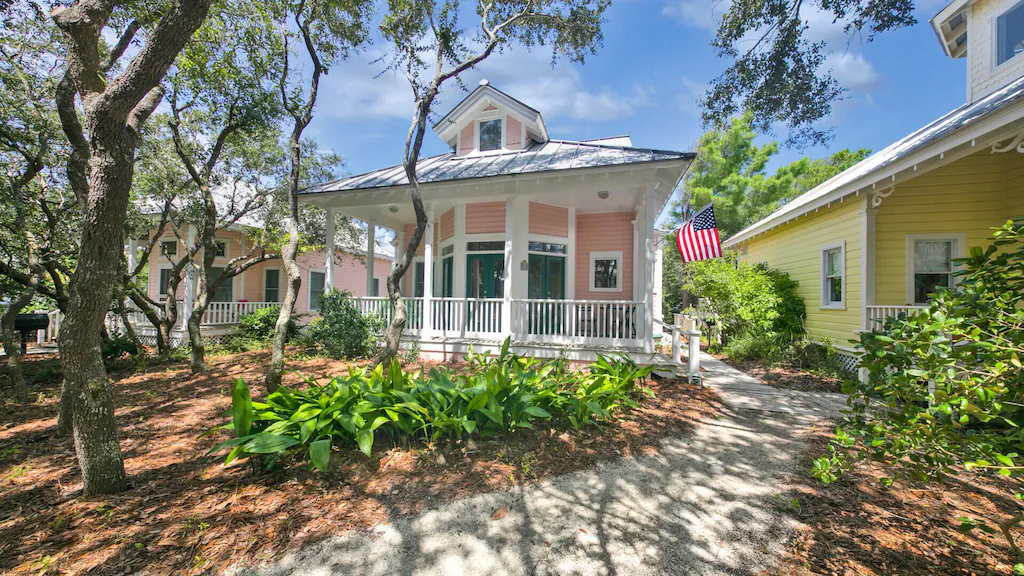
<box><xmin>865</xmin><ymin>305</ymin><xmax>929</xmax><ymax>327</ymax></box>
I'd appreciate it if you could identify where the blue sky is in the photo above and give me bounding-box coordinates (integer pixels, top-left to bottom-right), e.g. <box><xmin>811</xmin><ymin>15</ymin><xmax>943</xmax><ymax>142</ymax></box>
<box><xmin>307</xmin><ymin>0</ymin><xmax>965</xmax><ymax>208</ymax></box>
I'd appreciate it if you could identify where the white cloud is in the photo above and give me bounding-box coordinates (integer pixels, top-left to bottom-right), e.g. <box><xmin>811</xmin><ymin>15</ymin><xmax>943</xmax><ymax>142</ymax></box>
<box><xmin>319</xmin><ymin>46</ymin><xmax>650</xmax><ymax>123</ymax></box>
<box><xmin>662</xmin><ymin>0</ymin><xmax>729</xmax><ymax>31</ymax></box>
<box><xmin>826</xmin><ymin>52</ymin><xmax>881</xmax><ymax>91</ymax></box>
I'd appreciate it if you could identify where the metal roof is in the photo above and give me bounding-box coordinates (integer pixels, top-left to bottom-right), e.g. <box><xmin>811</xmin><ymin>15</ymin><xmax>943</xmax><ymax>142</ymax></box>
<box><xmin>725</xmin><ymin>75</ymin><xmax>1024</xmax><ymax>247</ymax></box>
<box><xmin>302</xmin><ymin>139</ymin><xmax>695</xmax><ymax>195</ymax></box>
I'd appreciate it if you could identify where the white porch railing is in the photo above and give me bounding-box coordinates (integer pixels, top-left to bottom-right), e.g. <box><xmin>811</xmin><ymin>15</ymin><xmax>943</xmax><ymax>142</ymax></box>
<box><xmin>513</xmin><ymin>299</ymin><xmax>643</xmax><ymax>345</ymax></box>
<box><xmin>200</xmin><ymin>301</ymin><xmax>279</xmax><ymax>325</ymax></box>
<box><xmin>350</xmin><ymin>297</ymin><xmax>425</xmax><ymax>332</ymax></box>
<box><xmin>866</xmin><ymin>305</ymin><xmax>929</xmax><ymax>327</ymax></box>
<box><xmin>430</xmin><ymin>298</ymin><xmax>504</xmax><ymax>337</ymax></box>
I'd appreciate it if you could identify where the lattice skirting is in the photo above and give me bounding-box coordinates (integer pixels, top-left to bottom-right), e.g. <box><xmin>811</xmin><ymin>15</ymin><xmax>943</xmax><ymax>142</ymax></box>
<box><xmin>835</xmin><ymin>350</ymin><xmax>861</xmax><ymax>375</ymax></box>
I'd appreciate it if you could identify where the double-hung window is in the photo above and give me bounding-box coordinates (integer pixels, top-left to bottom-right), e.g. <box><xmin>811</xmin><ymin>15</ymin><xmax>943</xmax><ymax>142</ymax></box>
<box><xmin>309</xmin><ymin>271</ymin><xmax>326</xmax><ymax>311</ymax></box>
<box><xmin>590</xmin><ymin>251</ymin><xmax>622</xmax><ymax>292</ymax></box>
<box><xmin>264</xmin><ymin>269</ymin><xmax>280</xmax><ymax>302</ymax></box>
<box><xmin>821</xmin><ymin>243</ymin><xmax>844</xmax><ymax>308</ymax></box>
<box><xmin>909</xmin><ymin>236</ymin><xmax>960</xmax><ymax>304</ymax></box>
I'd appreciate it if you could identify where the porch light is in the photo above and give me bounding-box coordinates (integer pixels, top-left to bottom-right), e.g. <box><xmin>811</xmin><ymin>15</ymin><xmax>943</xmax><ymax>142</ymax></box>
<box><xmin>388</xmin><ymin>205</ymin><xmax>399</xmax><ymax>213</ymax></box>
<box><xmin>597</xmin><ymin>190</ymin><xmax>610</xmax><ymax>200</ymax></box>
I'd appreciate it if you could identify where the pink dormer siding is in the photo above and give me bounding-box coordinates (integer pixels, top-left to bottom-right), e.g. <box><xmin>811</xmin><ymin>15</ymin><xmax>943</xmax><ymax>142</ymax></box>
<box><xmin>506</xmin><ymin>116</ymin><xmax>523</xmax><ymax>150</ymax></box>
<box><xmin>458</xmin><ymin>124</ymin><xmax>473</xmax><ymax>155</ymax></box>
<box><xmin>440</xmin><ymin>208</ymin><xmax>455</xmax><ymax>241</ymax></box>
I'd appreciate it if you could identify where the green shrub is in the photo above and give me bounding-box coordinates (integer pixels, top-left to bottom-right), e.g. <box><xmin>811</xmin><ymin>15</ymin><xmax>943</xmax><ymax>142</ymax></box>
<box><xmin>209</xmin><ymin>338</ymin><xmax>655</xmax><ymax>472</ymax></box>
<box><xmin>238</xmin><ymin>305</ymin><xmax>297</xmax><ymax>342</ymax></box>
<box><xmin>814</xmin><ymin>218</ymin><xmax>1024</xmax><ymax>558</ymax></box>
<box><xmin>103</xmin><ymin>334</ymin><xmax>139</xmax><ymax>364</ymax></box>
<box><xmin>785</xmin><ymin>338</ymin><xmax>845</xmax><ymax>376</ymax></box>
<box><xmin>683</xmin><ymin>255</ymin><xmax>805</xmax><ymax>361</ymax></box>
<box><xmin>303</xmin><ymin>290</ymin><xmax>380</xmax><ymax>359</ymax></box>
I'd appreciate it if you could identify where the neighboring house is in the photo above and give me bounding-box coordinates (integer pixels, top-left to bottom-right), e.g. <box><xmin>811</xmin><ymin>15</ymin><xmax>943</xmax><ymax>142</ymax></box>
<box><xmin>297</xmin><ymin>80</ymin><xmax>694</xmax><ymax>362</ymax></box>
<box><xmin>124</xmin><ymin>223</ymin><xmax>393</xmax><ymax>343</ymax></box>
<box><xmin>723</xmin><ymin>0</ymin><xmax>1024</xmax><ymax>367</ymax></box>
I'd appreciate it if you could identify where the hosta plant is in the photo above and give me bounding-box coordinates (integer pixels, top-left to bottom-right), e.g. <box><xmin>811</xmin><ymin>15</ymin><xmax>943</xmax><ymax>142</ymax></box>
<box><xmin>209</xmin><ymin>337</ymin><xmax>655</xmax><ymax>473</ymax></box>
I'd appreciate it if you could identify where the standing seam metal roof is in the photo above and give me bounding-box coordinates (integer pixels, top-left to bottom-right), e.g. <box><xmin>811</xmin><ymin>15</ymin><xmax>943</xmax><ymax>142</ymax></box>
<box><xmin>724</xmin><ymin>75</ymin><xmax>1024</xmax><ymax>246</ymax></box>
<box><xmin>302</xmin><ymin>139</ymin><xmax>694</xmax><ymax>195</ymax></box>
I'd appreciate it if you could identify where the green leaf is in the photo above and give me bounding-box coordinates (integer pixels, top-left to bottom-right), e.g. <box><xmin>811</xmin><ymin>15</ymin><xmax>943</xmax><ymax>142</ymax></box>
<box><xmin>231</xmin><ymin>378</ymin><xmax>253</xmax><ymax>437</ymax></box>
<box><xmin>355</xmin><ymin>429</ymin><xmax>374</xmax><ymax>457</ymax></box>
<box><xmin>523</xmin><ymin>406</ymin><xmax>551</xmax><ymax>418</ymax></box>
<box><xmin>243</xmin><ymin>433</ymin><xmax>301</xmax><ymax>454</ymax></box>
<box><xmin>309</xmin><ymin>439</ymin><xmax>331</xmax><ymax>472</ymax></box>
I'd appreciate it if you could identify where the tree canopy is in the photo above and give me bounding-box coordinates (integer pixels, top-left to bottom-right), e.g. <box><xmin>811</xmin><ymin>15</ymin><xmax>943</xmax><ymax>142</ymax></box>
<box><xmin>702</xmin><ymin>0</ymin><xmax>917</xmax><ymax>147</ymax></box>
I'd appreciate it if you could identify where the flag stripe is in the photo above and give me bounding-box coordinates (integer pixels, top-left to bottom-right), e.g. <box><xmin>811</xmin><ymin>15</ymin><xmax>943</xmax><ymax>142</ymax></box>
<box><xmin>673</xmin><ymin>204</ymin><xmax>722</xmax><ymax>263</ymax></box>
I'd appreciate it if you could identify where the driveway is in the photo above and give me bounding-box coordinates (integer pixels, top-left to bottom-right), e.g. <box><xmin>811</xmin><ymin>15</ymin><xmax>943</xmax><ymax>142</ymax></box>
<box><xmin>233</xmin><ymin>356</ymin><xmax>845</xmax><ymax>576</ymax></box>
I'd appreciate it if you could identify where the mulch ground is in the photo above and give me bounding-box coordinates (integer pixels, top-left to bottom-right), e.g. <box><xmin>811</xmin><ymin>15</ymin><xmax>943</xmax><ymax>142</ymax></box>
<box><xmin>0</xmin><ymin>349</ymin><xmax>720</xmax><ymax>575</ymax></box>
<box><xmin>771</xmin><ymin>426</ymin><xmax>1022</xmax><ymax>575</ymax></box>
<box><xmin>716</xmin><ymin>355</ymin><xmax>846</xmax><ymax>393</ymax></box>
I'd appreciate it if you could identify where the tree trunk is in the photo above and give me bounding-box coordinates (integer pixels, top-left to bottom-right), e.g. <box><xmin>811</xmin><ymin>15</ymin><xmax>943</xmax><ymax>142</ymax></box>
<box><xmin>266</xmin><ymin>193</ymin><xmax>301</xmax><ymax>392</ymax></box>
<box><xmin>126</xmin><ymin>289</ymin><xmax>170</xmax><ymax>355</ymax></box>
<box><xmin>58</xmin><ymin>136</ymin><xmax>133</xmax><ymax>495</ymax></box>
<box><xmin>188</xmin><ymin>305</ymin><xmax>207</xmax><ymax>373</ymax></box>
<box><xmin>1</xmin><ymin>289</ymin><xmax>36</xmax><ymax>404</ymax></box>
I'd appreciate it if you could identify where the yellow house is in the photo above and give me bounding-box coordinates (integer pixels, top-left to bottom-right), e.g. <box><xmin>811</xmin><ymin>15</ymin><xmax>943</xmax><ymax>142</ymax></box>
<box><xmin>723</xmin><ymin>0</ymin><xmax>1024</xmax><ymax>364</ymax></box>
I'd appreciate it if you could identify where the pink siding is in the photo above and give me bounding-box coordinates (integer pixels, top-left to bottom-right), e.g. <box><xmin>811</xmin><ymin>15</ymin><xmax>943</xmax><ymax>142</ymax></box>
<box><xmin>144</xmin><ymin>225</ymin><xmax>389</xmax><ymax>313</ymax></box>
<box><xmin>458</xmin><ymin>124</ymin><xmax>473</xmax><ymax>156</ymax></box>
<box><xmin>574</xmin><ymin>212</ymin><xmax>634</xmax><ymax>300</ymax></box>
<box><xmin>506</xmin><ymin>116</ymin><xmax>523</xmax><ymax>150</ymax></box>
<box><xmin>147</xmin><ymin>228</ymin><xmax>247</xmax><ymax>301</ymax></box>
<box><xmin>440</xmin><ymin>208</ymin><xmax>455</xmax><ymax>241</ymax></box>
<box><xmin>483</xmin><ymin>104</ymin><xmax>497</xmax><ymax>111</ymax></box>
<box><xmin>528</xmin><ymin>202</ymin><xmax>568</xmax><ymax>237</ymax></box>
<box><xmin>465</xmin><ymin>202</ymin><xmax>505</xmax><ymax>234</ymax></box>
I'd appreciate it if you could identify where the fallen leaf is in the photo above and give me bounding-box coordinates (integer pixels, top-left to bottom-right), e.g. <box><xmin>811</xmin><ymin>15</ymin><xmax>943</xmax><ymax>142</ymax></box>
<box><xmin>491</xmin><ymin>506</ymin><xmax>508</xmax><ymax>520</ymax></box>
<box><xmin>578</xmin><ymin>528</ymin><xmax>588</xmax><ymax>534</ymax></box>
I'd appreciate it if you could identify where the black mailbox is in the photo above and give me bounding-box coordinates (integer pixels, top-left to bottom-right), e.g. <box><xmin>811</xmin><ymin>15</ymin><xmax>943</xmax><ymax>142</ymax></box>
<box><xmin>13</xmin><ymin>313</ymin><xmax>50</xmax><ymax>354</ymax></box>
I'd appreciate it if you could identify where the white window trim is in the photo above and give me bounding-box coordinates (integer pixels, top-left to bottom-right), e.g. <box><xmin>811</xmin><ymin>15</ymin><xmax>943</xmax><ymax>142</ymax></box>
<box><xmin>308</xmin><ymin>268</ymin><xmax>326</xmax><ymax>312</ymax></box>
<box><xmin>263</xmin><ymin>267</ymin><xmax>281</xmax><ymax>303</ymax></box>
<box><xmin>159</xmin><ymin>239</ymin><xmax>178</xmax><ymax>257</ymax></box>
<box><xmin>209</xmin><ymin>265</ymin><xmax>236</xmax><ymax>303</ymax></box>
<box><xmin>905</xmin><ymin>233</ymin><xmax>966</xmax><ymax>305</ymax></box>
<box><xmin>589</xmin><ymin>251</ymin><xmax>623</xmax><ymax>293</ymax></box>
<box><xmin>992</xmin><ymin>0</ymin><xmax>1024</xmax><ymax>70</ymax></box>
<box><xmin>464</xmin><ymin>233</ymin><xmax>506</xmax><ymax>254</ymax></box>
<box><xmin>157</xmin><ymin>264</ymin><xmax>174</xmax><ymax>300</ymax></box>
<box><xmin>820</xmin><ymin>242</ymin><xmax>846</xmax><ymax>310</ymax></box>
<box><xmin>473</xmin><ymin>110</ymin><xmax>506</xmax><ymax>155</ymax></box>
<box><xmin>214</xmin><ymin>239</ymin><xmax>228</xmax><ymax>258</ymax></box>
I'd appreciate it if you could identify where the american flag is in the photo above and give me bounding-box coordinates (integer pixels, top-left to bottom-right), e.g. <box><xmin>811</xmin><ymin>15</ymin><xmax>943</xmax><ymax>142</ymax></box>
<box><xmin>675</xmin><ymin>203</ymin><xmax>722</xmax><ymax>262</ymax></box>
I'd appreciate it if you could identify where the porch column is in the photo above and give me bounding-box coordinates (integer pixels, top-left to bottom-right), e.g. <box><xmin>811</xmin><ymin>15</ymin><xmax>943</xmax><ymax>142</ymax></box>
<box><xmin>453</xmin><ymin>203</ymin><xmax>466</xmax><ymax>299</ymax></box>
<box><xmin>859</xmin><ymin>196</ymin><xmax>876</xmax><ymax>332</ymax></box>
<box><xmin>641</xmin><ymin>185</ymin><xmax>658</xmax><ymax>353</ymax></box>
<box><xmin>182</xmin><ymin>224</ymin><xmax>196</xmax><ymax>332</ymax></box>
<box><xmin>422</xmin><ymin>209</ymin><xmax>435</xmax><ymax>337</ymax></box>
<box><xmin>502</xmin><ymin>197</ymin><xmax>527</xmax><ymax>336</ymax></box>
<box><xmin>653</xmin><ymin>230</ymin><xmax>665</xmax><ymax>338</ymax></box>
<box><xmin>324</xmin><ymin>207</ymin><xmax>335</xmax><ymax>290</ymax></box>
<box><xmin>365</xmin><ymin>221</ymin><xmax>375</xmax><ymax>296</ymax></box>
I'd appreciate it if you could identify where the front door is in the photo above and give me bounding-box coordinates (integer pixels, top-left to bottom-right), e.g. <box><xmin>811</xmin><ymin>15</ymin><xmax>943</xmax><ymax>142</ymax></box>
<box><xmin>466</xmin><ymin>254</ymin><xmax>504</xmax><ymax>332</ymax></box>
<box><xmin>527</xmin><ymin>254</ymin><xmax>565</xmax><ymax>334</ymax></box>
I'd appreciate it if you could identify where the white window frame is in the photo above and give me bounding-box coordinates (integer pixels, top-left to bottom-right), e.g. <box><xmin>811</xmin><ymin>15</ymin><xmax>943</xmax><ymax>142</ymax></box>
<box><xmin>820</xmin><ymin>242</ymin><xmax>846</xmax><ymax>310</ymax></box>
<box><xmin>589</xmin><ymin>251</ymin><xmax>623</xmax><ymax>293</ymax></box>
<box><xmin>993</xmin><ymin>0</ymin><xmax>1024</xmax><ymax>69</ymax></box>
<box><xmin>214</xmin><ymin>239</ymin><xmax>228</xmax><ymax>258</ymax></box>
<box><xmin>157</xmin><ymin>264</ymin><xmax>174</xmax><ymax>300</ymax></box>
<box><xmin>160</xmin><ymin>239</ymin><xmax>178</xmax><ymax>257</ymax></box>
<box><xmin>263</xmin><ymin>267</ymin><xmax>281</xmax><ymax>303</ymax></box>
<box><xmin>308</xmin><ymin>268</ymin><xmax>326</xmax><ymax>312</ymax></box>
<box><xmin>371</xmin><ymin>277</ymin><xmax>381</xmax><ymax>298</ymax></box>
<box><xmin>905</xmin><ymin>233</ymin><xmax>966</xmax><ymax>305</ymax></box>
<box><xmin>473</xmin><ymin>111</ymin><xmax>506</xmax><ymax>155</ymax></box>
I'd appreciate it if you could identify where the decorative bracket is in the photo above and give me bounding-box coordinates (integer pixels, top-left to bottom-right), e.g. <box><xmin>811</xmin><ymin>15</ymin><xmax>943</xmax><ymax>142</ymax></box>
<box><xmin>991</xmin><ymin>131</ymin><xmax>1024</xmax><ymax>154</ymax></box>
<box><xmin>871</xmin><ymin>185</ymin><xmax>895</xmax><ymax>208</ymax></box>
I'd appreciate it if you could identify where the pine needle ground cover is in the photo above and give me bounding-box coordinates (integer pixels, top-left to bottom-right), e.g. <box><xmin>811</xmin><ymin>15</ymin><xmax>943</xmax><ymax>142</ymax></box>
<box><xmin>0</xmin><ymin>349</ymin><xmax>718</xmax><ymax>575</ymax></box>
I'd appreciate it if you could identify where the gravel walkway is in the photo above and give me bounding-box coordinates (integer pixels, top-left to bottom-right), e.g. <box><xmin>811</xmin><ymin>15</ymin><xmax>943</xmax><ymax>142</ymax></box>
<box><xmin>232</xmin><ymin>359</ymin><xmax>840</xmax><ymax>576</ymax></box>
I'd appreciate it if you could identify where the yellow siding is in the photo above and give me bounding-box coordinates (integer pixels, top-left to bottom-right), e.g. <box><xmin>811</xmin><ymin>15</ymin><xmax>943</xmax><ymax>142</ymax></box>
<box><xmin>738</xmin><ymin>198</ymin><xmax>862</xmax><ymax>347</ymax></box>
<box><xmin>873</xmin><ymin>152</ymin><xmax>1018</xmax><ymax>305</ymax></box>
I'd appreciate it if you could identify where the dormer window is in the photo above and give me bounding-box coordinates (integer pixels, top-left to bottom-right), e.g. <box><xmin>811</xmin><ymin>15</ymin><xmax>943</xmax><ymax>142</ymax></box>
<box><xmin>478</xmin><ymin>118</ymin><xmax>503</xmax><ymax>152</ymax></box>
<box><xmin>997</xmin><ymin>0</ymin><xmax>1024</xmax><ymax>65</ymax></box>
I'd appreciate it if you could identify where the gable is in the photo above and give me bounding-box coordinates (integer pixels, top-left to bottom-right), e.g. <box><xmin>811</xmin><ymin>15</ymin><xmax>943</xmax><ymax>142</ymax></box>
<box><xmin>433</xmin><ymin>81</ymin><xmax>548</xmax><ymax>153</ymax></box>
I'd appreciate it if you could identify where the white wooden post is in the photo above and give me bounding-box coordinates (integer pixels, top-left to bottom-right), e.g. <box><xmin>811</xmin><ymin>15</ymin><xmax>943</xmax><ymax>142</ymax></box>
<box><xmin>687</xmin><ymin>329</ymin><xmax>701</xmax><ymax>384</ymax></box>
<box><xmin>182</xmin><ymin>224</ymin><xmax>196</xmax><ymax>332</ymax></box>
<box><xmin>365</xmin><ymin>221</ymin><xmax>375</xmax><ymax>296</ymax></box>
<box><xmin>422</xmin><ymin>209</ymin><xmax>435</xmax><ymax>336</ymax></box>
<box><xmin>641</xmin><ymin>185</ymin><xmax>657</xmax><ymax>353</ymax></box>
<box><xmin>502</xmin><ymin>197</ymin><xmax>525</xmax><ymax>337</ymax></box>
<box><xmin>671</xmin><ymin>326</ymin><xmax>681</xmax><ymax>365</ymax></box>
<box><xmin>325</xmin><ymin>207</ymin><xmax>335</xmax><ymax>291</ymax></box>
